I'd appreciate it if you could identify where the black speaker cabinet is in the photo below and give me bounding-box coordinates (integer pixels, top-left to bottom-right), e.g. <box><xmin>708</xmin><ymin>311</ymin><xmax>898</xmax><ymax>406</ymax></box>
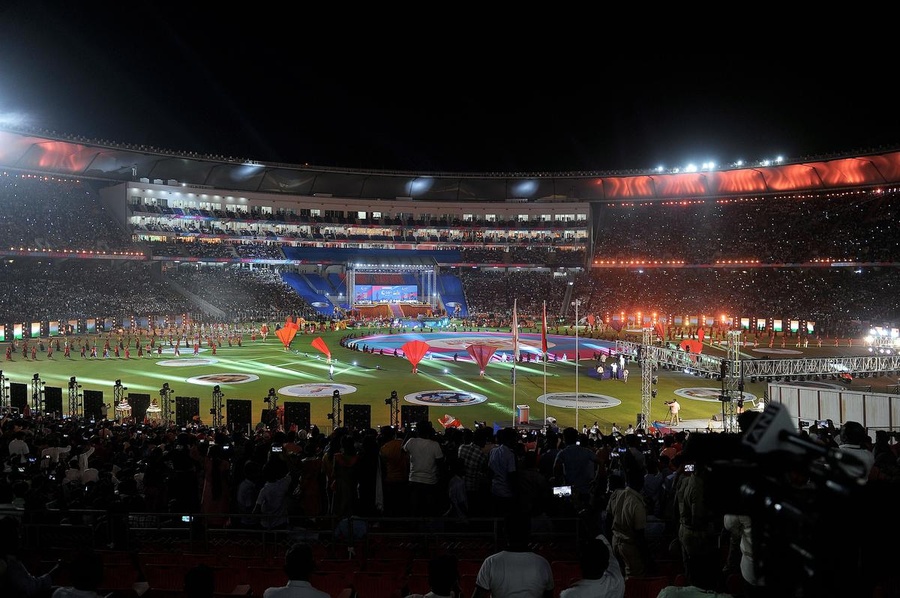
<box><xmin>343</xmin><ymin>404</ymin><xmax>371</xmax><ymax>431</ymax></box>
<box><xmin>283</xmin><ymin>401</ymin><xmax>311</xmax><ymax>431</ymax></box>
<box><xmin>227</xmin><ymin>399</ymin><xmax>252</xmax><ymax>429</ymax></box>
<box><xmin>259</xmin><ymin>409</ymin><xmax>280</xmax><ymax>429</ymax></box>
<box><xmin>9</xmin><ymin>383</ymin><xmax>27</xmax><ymax>411</ymax></box>
<box><xmin>83</xmin><ymin>389</ymin><xmax>105</xmax><ymax>420</ymax></box>
<box><xmin>175</xmin><ymin>396</ymin><xmax>200</xmax><ymax>426</ymax></box>
<box><xmin>401</xmin><ymin>405</ymin><xmax>429</xmax><ymax>429</ymax></box>
<box><xmin>43</xmin><ymin>386</ymin><xmax>63</xmax><ymax>415</ymax></box>
<box><xmin>128</xmin><ymin>393</ymin><xmax>151</xmax><ymax>423</ymax></box>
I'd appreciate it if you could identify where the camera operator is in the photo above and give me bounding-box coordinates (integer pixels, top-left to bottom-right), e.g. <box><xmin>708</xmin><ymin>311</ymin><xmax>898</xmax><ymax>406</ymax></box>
<box><xmin>664</xmin><ymin>399</ymin><xmax>681</xmax><ymax>426</ymax></box>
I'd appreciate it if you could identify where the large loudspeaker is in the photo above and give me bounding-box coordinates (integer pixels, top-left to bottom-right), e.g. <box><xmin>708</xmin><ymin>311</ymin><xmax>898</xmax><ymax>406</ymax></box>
<box><xmin>128</xmin><ymin>393</ymin><xmax>151</xmax><ymax>422</ymax></box>
<box><xmin>259</xmin><ymin>409</ymin><xmax>279</xmax><ymax>429</ymax></box>
<box><xmin>283</xmin><ymin>402</ymin><xmax>311</xmax><ymax>431</ymax></box>
<box><xmin>344</xmin><ymin>404</ymin><xmax>371</xmax><ymax>431</ymax></box>
<box><xmin>9</xmin><ymin>383</ymin><xmax>27</xmax><ymax>411</ymax></box>
<box><xmin>227</xmin><ymin>399</ymin><xmax>252</xmax><ymax>429</ymax></box>
<box><xmin>44</xmin><ymin>387</ymin><xmax>63</xmax><ymax>415</ymax></box>
<box><xmin>401</xmin><ymin>405</ymin><xmax>429</xmax><ymax>429</ymax></box>
<box><xmin>175</xmin><ymin>396</ymin><xmax>200</xmax><ymax>426</ymax></box>
<box><xmin>83</xmin><ymin>390</ymin><xmax>104</xmax><ymax>420</ymax></box>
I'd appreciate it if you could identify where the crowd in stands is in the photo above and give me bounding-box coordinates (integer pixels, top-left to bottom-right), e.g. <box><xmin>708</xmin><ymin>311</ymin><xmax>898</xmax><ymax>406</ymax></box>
<box><xmin>0</xmin><ymin>261</ymin><xmax>192</xmax><ymax>323</ymax></box>
<box><xmin>3</xmin><ymin>171</ymin><xmax>900</xmax><ymax>336</ymax></box>
<box><xmin>593</xmin><ymin>192</ymin><xmax>900</xmax><ymax>264</ymax></box>
<box><xmin>7</xmin><ymin>171</ymin><xmax>900</xmax><ymax>270</ymax></box>
<box><xmin>0</xmin><ymin>174</ymin><xmax>133</xmax><ymax>252</ymax></box>
<box><xmin>1</xmin><ymin>406</ymin><xmax>897</xmax><ymax>597</ymax></box>
<box><xmin>164</xmin><ymin>265</ymin><xmax>317</xmax><ymax>322</ymax></box>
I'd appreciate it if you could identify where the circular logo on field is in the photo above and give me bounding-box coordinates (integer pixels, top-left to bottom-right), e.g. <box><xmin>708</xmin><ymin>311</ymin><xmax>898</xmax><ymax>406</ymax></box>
<box><xmin>278</xmin><ymin>383</ymin><xmax>357</xmax><ymax>397</ymax></box>
<box><xmin>186</xmin><ymin>373</ymin><xmax>260</xmax><ymax>385</ymax></box>
<box><xmin>675</xmin><ymin>387</ymin><xmax>759</xmax><ymax>403</ymax></box>
<box><xmin>751</xmin><ymin>348</ymin><xmax>803</xmax><ymax>355</ymax></box>
<box><xmin>537</xmin><ymin>392</ymin><xmax>622</xmax><ymax>409</ymax></box>
<box><xmin>158</xmin><ymin>358</ymin><xmax>219</xmax><ymax>367</ymax></box>
<box><xmin>404</xmin><ymin>390</ymin><xmax>487</xmax><ymax>406</ymax></box>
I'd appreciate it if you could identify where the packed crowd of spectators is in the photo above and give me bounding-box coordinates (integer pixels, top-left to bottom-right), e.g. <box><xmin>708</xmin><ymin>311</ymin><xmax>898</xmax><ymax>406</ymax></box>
<box><xmin>0</xmin><ymin>173</ymin><xmax>133</xmax><ymax>252</ymax></box>
<box><xmin>0</xmin><ymin>261</ymin><xmax>192</xmax><ymax>323</ymax></box>
<box><xmin>456</xmin><ymin>267</ymin><xmax>900</xmax><ymax>337</ymax></box>
<box><xmin>593</xmin><ymin>192</ymin><xmax>900</xmax><ymax>264</ymax></box>
<box><xmin>1</xmin><ymin>407</ymin><xmax>896</xmax><ymax>597</ymax></box>
<box><xmin>7</xmin><ymin>171</ymin><xmax>900</xmax><ymax>269</ymax></box>
<box><xmin>164</xmin><ymin>265</ymin><xmax>317</xmax><ymax>322</ymax></box>
<box><xmin>2</xmin><ymin>172</ymin><xmax>899</xmax><ymax>335</ymax></box>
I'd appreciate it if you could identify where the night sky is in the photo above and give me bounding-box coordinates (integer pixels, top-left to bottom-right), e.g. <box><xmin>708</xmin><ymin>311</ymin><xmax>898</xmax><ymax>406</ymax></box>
<box><xmin>3</xmin><ymin>3</ymin><xmax>900</xmax><ymax>174</ymax></box>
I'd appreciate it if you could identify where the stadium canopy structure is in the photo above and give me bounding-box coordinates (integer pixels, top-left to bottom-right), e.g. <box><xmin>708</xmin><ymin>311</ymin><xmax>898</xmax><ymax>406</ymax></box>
<box><xmin>2</xmin><ymin>127</ymin><xmax>900</xmax><ymax>203</ymax></box>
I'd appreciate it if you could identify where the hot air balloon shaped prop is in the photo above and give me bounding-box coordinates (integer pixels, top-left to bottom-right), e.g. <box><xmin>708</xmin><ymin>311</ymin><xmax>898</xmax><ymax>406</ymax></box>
<box><xmin>466</xmin><ymin>343</ymin><xmax>497</xmax><ymax>377</ymax></box>
<box><xmin>679</xmin><ymin>339</ymin><xmax>703</xmax><ymax>362</ymax></box>
<box><xmin>402</xmin><ymin>340</ymin><xmax>430</xmax><ymax>374</ymax></box>
<box><xmin>276</xmin><ymin>316</ymin><xmax>299</xmax><ymax>350</ymax></box>
<box><xmin>311</xmin><ymin>336</ymin><xmax>331</xmax><ymax>361</ymax></box>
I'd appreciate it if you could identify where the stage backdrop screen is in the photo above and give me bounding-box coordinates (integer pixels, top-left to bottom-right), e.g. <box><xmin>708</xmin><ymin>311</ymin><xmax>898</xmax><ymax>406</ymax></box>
<box><xmin>354</xmin><ymin>285</ymin><xmax>417</xmax><ymax>302</ymax></box>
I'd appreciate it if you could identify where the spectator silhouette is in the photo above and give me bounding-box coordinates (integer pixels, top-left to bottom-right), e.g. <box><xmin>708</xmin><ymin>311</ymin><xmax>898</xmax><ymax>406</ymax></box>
<box><xmin>263</xmin><ymin>542</ymin><xmax>330</xmax><ymax>598</ymax></box>
<box><xmin>50</xmin><ymin>550</ymin><xmax>104</xmax><ymax>598</ymax></box>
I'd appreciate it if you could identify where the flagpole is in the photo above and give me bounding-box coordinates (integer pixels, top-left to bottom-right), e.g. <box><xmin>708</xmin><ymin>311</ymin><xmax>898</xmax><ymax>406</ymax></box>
<box><xmin>542</xmin><ymin>300</ymin><xmax>547</xmax><ymax>425</ymax></box>
<box><xmin>512</xmin><ymin>299</ymin><xmax>518</xmax><ymax>429</ymax></box>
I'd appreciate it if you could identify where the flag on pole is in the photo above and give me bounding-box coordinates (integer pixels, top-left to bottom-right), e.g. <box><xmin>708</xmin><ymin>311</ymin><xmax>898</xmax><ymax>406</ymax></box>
<box><xmin>512</xmin><ymin>299</ymin><xmax>520</xmax><ymax>362</ymax></box>
<box><xmin>541</xmin><ymin>301</ymin><xmax>548</xmax><ymax>355</ymax></box>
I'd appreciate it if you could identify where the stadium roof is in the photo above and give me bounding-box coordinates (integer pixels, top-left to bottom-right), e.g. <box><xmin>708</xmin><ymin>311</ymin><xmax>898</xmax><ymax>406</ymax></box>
<box><xmin>2</xmin><ymin>127</ymin><xmax>900</xmax><ymax>203</ymax></box>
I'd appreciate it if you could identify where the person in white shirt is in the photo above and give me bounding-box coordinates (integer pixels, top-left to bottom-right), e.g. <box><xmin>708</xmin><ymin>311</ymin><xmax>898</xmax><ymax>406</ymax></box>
<box><xmin>473</xmin><ymin>513</ymin><xmax>554</xmax><ymax>598</ymax></box>
<box><xmin>403</xmin><ymin>420</ymin><xmax>445</xmax><ymax>517</ymax></box>
<box><xmin>837</xmin><ymin>420</ymin><xmax>875</xmax><ymax>482</ymax></box>
<box><xmin>8</xmin><ymin>431</ymin><xmax>30</xmax><ymax>458</ymax></box>
<box><xmin>560</xmin><ymin>535</ymin><xmax>624</xmax><ymax>598</ymax></box>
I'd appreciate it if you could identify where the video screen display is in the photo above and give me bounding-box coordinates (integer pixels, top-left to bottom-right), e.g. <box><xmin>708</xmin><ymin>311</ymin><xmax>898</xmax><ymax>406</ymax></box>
<box><xmin>0</xmin><ymin>325</ymin><xmax>5</xmax><ymax>341</ymax></box>
<box><xmin>49</xmin><ymin>321</ymin><xmax>59</xmax><ymax>336</ymax></box>
<box><xmin>13</xmin><ymin>324</ymin><xmax>23</xmax><ymax>340</ymax></box>
<box><xmin>30</xmin><ymin>322</ymin><xmax>41</xmax><ymax>338</ymax></box>
<box><xmin>354</xmin><ymin>284</ymin><xmax>417</xmax><ymax>302</ymax></box>
<box><xmin>756</xmin><ymin>317</ymin><xmax>767</xmax><ymax>331</ymax></box>
<box><xmin>86</xmin><ymin>318</ymin><xmax>96</xmax><ymax>333</ymax></box>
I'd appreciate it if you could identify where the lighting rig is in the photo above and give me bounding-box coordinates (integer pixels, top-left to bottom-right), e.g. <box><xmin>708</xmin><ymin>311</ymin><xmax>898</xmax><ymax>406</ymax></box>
<box><xmin>160</xmin><ymin>382</ymin><xmax>174</xmax><ymax>423</ymax></box>
<box><xmin>113</xmin><ymin>379</ymin><xmax>127</xmax><ymax>405</ymax></box>
<box><xmin>263</xmin><ymin>387</ymin><xmax>279</xmax><ymax>411</ymax></box>
<box><xmin>31</xmin><ymin>373</ymin><xmax>45</xmax><ymax>415</ymax></box>
<box><xmin>66</xmin><ymin>375</ymin><xmax>80</xmax><ymax>419</ymax></box>
<box><xmin>327</xmin><ymin>389</ymin><xmax>342</xmax><ymax>429</ymax></box>
<box><xmin>384</xmin><ymin>390</ymin><xmax>400</xmax><ymax>428</ymax></box>
<box><xmin>0</xmin><ymin>371</ymin><xmax>9</xmax><ymax>412</ymax></box>
<box><xmin>210</xmin><ymin>385</ymin><xmax>224</xmax><ymax>428</ymax></box>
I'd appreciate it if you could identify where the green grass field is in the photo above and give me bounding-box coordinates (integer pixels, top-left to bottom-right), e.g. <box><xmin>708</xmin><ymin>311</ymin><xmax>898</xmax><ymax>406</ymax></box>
<box><xmin>1</xmin><ymin>326</ymin><xmax>880</xmax><ymax>434</ymax></box>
